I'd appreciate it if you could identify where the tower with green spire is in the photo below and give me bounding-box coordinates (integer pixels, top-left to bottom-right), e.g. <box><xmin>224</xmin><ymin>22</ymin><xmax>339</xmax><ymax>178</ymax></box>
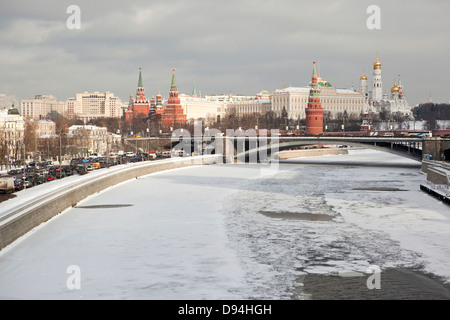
<box><xmin>162</xmin><ymin>68</ymin><xmax>186</xmax><ymax>127</ymax></box>
<box><xmin>125</xmin><ymin>68</ymin><xmax>150</xmax><ymax>122</ymax></box>
<box><xmin>305</xmin><ymin>61</ymin><xmax>324</xmax><ymax>135</ymax></box>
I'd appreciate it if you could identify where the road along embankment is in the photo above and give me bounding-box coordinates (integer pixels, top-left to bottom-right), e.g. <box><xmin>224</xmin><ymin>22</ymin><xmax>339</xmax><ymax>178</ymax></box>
<box><xmin>0</xmin><ymin>155</ymin><xmax>220</xmax><ymax>251</ymax></box>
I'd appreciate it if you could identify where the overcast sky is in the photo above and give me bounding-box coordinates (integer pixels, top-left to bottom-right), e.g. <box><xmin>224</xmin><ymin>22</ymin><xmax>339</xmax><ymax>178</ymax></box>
<box><xmin>1</xmin><ymin>0</ymin><xmax>449</xmax><ymax>106</ymax></box>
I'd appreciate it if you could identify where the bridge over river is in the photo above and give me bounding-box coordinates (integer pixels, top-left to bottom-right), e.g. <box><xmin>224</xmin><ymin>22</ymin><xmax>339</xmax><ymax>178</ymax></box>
<box><xmin>125</xmin><ymin>135</ymin><xmax>450</xmax><ymax>162</ymax></box>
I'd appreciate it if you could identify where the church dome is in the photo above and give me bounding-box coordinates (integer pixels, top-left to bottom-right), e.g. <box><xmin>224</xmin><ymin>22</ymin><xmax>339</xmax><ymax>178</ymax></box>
<box><xmin>7</xmin><ymin>108</ymin><xmax>20</xmax><ymax>115</ymax></box>
<box><xmin>360</xmin><ymin>74</ymin><xmax>367</xmax><ymax>80</ymax></box>
<box><xmin>373</xmin><ymin>57</ymin><xmax>381</xmax><ymax>69</ymax></box>
<box><xmin>391</xmin><ymin>83</ymin><xmax>399</xmax><ymax>93</ymax></box>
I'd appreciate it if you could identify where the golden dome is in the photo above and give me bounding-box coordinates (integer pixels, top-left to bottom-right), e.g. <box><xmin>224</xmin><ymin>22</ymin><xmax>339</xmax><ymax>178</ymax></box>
<box><xmin>391</xmin><ymin>82</ymin><xmax>399</xmax><ymax>93</ymax></box>
<box><xmin>360</xmin><ymin>74</ymin><xmax>367</xmax><ymax>80</ymax></box>
<box><xmin>373</xmin><ymin>56</ymin><xmax>381</xmax><ymax>69</ymax></box>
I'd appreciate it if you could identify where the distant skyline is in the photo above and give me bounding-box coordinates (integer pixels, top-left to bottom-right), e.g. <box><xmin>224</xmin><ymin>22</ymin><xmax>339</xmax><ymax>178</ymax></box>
<box><xmin>1</xmin><ymin>0</ymin><xmax>449</xmax><ymax>106</ymax></box>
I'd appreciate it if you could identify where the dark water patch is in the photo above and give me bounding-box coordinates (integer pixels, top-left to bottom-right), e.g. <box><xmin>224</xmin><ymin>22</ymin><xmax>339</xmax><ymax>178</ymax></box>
<box><xmin>294</xmin><ymin>268</ymin><xmax>450</xmax><ymax>300</ymax></box>
<box><xmin>259</xmin><ymin>210</ymin><xmax>334</xmax><ymax>221</ymax></box>
<box><xmin>74</xmin><ymin>204</ymin><xmax>133</xmax><ymax>209</ymax></box>
<box><xmin>353</xmin><ymin>187</ymin><xmax>407</xmax><ymax>192</ymax></box>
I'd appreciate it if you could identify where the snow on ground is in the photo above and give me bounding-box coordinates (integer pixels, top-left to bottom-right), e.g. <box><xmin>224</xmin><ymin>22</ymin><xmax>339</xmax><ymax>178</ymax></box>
<box><xmin>0</xmin><ymin>149</ymin><xmax>449</xmax><ymax>300</ymax></box>
<box><xmin>0</xmin><ymin>163</ymin><xmax>264</xmax><ymax>299</ymax></box>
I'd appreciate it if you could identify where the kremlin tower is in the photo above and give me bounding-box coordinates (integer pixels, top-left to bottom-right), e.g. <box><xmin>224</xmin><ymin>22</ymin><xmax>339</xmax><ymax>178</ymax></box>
<box><xmin>372</xmin><ymin>54</ymin><xmax>383</xmax><ymax>102</ymax></box>
<box><xmin>305</xmin><ymin>61</ymin><xmax>324</xmax><ymax>135</ymax></box>
<box><xmin>161</xmin><ymin>68</ymin><xmax>186</xmax><ymax>128</ymax></box>
<box><xmin>359</xmin><ymin>72</ymin><xmax>369</xmax><ymax>103</ymax></box>
<box><xmin>125</xmin><ymin>68</ymin><xmax>150</xmax><ymax>122</ymax></box>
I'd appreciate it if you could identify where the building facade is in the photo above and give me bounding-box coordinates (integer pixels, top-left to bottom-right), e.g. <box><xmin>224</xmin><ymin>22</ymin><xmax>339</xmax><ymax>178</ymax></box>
<box><xmin>224</xmin><ymin>98</ymin><xmax>271</xmax><ymax>118</ymax></box>
<box><xmin>36</xmin><ymin>119</ymin><xmax>56</xmax><ymax>137</ymax></box>
<box><xmin>0</xmin><ymin>108</ymin><xmax>25</xmax><ymax>162</ymax></box>
<box><xmin>21</xmin><ymin>95</ymin><xmax>67</xmax><ymax>119</ymax></box>
<box><xmin>67</xmin><ymin>125</ymin><xmax>121</xmax><ymax>155</ymax></box>
<box><xmin>271</xmin><ymin>86</ymin><xmax>365</xmax><ymax>120</ymax></box>
<box><xmin>67</xmin><ymin>91</ymin><xmax>123</xmax><ymax>122</ymax></box>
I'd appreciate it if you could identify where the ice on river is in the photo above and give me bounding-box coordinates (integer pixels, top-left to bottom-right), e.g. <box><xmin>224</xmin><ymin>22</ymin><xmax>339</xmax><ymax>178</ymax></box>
<box><xmin>0</xmin><ymin>149</ymin><xmax>449</xmax><ymax>299</ymax></box>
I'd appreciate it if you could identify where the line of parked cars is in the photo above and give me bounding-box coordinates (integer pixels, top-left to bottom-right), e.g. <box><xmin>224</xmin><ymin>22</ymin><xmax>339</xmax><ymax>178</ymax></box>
<box><xmin>5</xmin><ymin>161</ymin><xmax>77</xmax><ymax>192</ymax></box>
<box><xmin>2</xmin><ymin>151</ymin><xmax>162</xmax><ymax>194</ymax></box>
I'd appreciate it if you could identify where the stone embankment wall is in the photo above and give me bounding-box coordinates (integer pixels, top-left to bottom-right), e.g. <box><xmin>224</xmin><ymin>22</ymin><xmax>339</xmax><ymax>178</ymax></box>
<box><xmin>420</xmin><ymin>160</ymin><xmax>450</xmax><ymax>205</ymax></box>
<box><xmin>421</xmin><ymin>160</ymin><xmax>450</xmax><ymax>186</ymax></box>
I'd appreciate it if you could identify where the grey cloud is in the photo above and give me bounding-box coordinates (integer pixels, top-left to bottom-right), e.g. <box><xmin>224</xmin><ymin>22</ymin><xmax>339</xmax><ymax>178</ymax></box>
<box><xmin>0</xmin><ymin>0</ymin><xmax>449</xmax><ymax>105</ymax></box>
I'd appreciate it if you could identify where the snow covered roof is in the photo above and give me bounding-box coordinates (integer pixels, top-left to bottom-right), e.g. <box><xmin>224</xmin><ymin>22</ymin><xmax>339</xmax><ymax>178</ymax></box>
<box><xmin>274</xmin><ymin>87</ymin><xmax>310</xmax><ymax>93</ymax></box>
<box><xmin>335</xmin><ymin>89</ymin><xmax>360</xmax><ymax>95</ymax></box>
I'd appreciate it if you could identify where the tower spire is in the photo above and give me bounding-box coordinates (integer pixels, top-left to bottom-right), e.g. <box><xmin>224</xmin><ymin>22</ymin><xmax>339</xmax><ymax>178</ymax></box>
<box><xmin>138</xmin><ymin>67</ymin><xmax>144</xmax><ymax>88</ymax></box>
<box><xmin>312</xmin><ymin>61</ymin><xmax>318</xmax><ymax>79</ymax></box>
<box><xmin>171</xmin><ymin>68</ymin><xmax>177</xmax><ymax>92</ymax></box>
<box><xmin>192</xmin><ymin>80</ymin><xmax>197</xmax><ymax>96</ymax></box>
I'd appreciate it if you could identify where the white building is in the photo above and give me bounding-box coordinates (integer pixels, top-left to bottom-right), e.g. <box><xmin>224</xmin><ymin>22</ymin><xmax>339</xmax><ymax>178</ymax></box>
<box><xmin>0</xmin><ymin>108</ymin><xmax>25</xmax><ymax>162</ymax></box>
<box><xmin>178</xmin><ymin>94</ymin><xmax>225</xmax><ymax>121</ymax></box>
<box><xmin>21</xmin><ymin>95</ymin><xmax>67</xmax><ymax>119</ymax></box>
<box><xmin>272</xmin><ymin>81</ymin><xmax>365</xmax><ymax>120</ymax></box>
<box><xmin>363</xmin><ymin>55</ymin><xmax>413</xmax><ymax>118</ymax></box>
<box><xmin>372</xmin><ymin>76</ymin><xmax>413</xmax><ymax>117</ymax></box>
<box><xmin>36</xmin><ymin>119</ymin><xmax>56</xmax><ymax>137</ymax></box>
<box><xmin>66</xmin><ymin>91</ymin><xmax>123</xmax><ymax>122</ymax></box>
<box><xmin>205</xmin><ymin>94</ymin><xmax>257</xmax><ymax>104</ymax></box>
<box><xmin>225</xmin><ymin>99</ymin><xmax>271</xmax><ymax>117</ymax></box>
<box><xmin>67</xmin><ymin>125</ymin><xmax>121</xmax><ymax>155</ymax></box>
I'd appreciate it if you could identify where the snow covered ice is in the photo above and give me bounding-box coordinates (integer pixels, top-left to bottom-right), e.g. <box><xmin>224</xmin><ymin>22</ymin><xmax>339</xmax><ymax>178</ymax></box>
<box><xmin>0</xmin><ymin>149</ymin><xmax>449</xmax><ymax>299</ymax></box>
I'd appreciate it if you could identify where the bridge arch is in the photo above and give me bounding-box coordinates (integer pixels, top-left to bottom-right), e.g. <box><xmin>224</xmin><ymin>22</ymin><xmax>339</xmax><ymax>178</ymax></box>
<box><xmin>235</xmin><ymin>138</ymin><xmax>423</xmax><ymax>162</ymax></box>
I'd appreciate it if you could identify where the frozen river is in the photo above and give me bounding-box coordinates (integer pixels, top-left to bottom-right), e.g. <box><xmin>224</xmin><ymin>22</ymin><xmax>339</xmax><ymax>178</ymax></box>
<box><xmin>0</xmin><ymin>149</ymin><xmax>449</xmax><ymax>299</ymax></box>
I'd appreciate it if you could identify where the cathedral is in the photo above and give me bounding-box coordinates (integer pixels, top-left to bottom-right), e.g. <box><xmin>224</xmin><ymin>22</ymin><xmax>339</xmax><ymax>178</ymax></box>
<box><xmin>359</xmin><ymin>55</ymin><xmax>413</xmax><ymax>118</ymax></box>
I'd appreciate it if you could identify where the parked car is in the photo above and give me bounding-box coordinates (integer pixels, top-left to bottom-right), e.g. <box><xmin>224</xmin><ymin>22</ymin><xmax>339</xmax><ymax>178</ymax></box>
<box><xmin>23</xmin><ymin>180</ymin><xmax>33</xmax><ymax>188</ymax></box>
<box><xmin>46</xmin><ymin>175</ymin><xmax>55</xmax><ymax>181</ymax></box>
<box><xmin>14</xmin><ymin>178</ymin><xmax>24</xmax><ymax>191</ymax></box>
<box><xmin>76</xmin><ymin>165</ymin><xmax>88</xmax><ymax>174</ymax></box>
<box><xmin>35</xmin><ymin>175</ymin><xmax>47</xmax><ymax>184</ymax></box>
